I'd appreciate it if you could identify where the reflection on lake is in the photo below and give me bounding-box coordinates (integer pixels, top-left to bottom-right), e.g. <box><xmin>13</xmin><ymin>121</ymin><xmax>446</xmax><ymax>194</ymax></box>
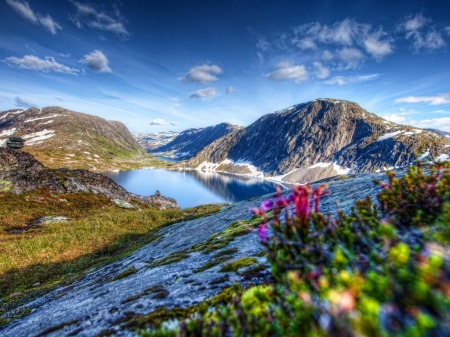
<box><xmin>103</xmin><ymin>169</ymin><xmax>289</xmax><ymax>208</ymax></box>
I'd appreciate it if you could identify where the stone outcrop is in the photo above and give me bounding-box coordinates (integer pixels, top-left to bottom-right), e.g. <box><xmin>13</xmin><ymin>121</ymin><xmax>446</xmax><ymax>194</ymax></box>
<box><xmin>176</xmin><ymin>99</ymin><xmax>450</xmax><ymax>183</ymax></box>
<box><xmin>5</xmin><ymin>137</ymin><xmax>25</xmax><ymax>150</ymax></box>
<box><xmin>0</xmin><ymin>148</ymin><xmax>179</xmax><ymax>209</ymax></box>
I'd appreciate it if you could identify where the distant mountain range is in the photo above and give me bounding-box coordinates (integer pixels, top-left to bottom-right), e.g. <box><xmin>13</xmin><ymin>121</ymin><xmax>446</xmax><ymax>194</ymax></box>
<box><xmin>142</xmin><ymin>123</ymin><xmax>243</xmax><ymax>159</ymax></box>
<box><xmin>0</xmin><ymin>107</ymin><xmax>160</xmax><ymax>171</ymax></box>
<box><xmin>133</xmin><ymin>131</ymin><xmax>179</xmax><ymax>152</ymax></box>
<box><xmin>175</xmin><ymin>99</ymin><xmax>450</xmax><ymax>183</ymax></box>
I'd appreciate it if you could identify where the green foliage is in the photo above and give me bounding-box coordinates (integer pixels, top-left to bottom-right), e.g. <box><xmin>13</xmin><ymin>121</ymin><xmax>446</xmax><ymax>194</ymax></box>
<box><xmin>141</xmin><ymin>162</ymin><xmax>450</xmax><ymax>337</ymax></box>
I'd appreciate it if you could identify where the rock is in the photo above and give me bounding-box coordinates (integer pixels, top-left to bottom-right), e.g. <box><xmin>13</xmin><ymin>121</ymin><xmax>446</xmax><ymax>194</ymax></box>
<box><xmin>32</xmin><ymin>216</ymin><xmax>70</xmax><ymax>225</ymax></box>
<box><xmin>155</xmin><ymin>190</ymin><xmax>161</xmax><ymax>197</ymax></box>
<box><xmin>9</xmin><ymin>292</ymin><xmax>22</xmax><ymax>298</ymax></box>
<box><xmin>32</xmin><ymin>282</ymin><xmax>41</xmax><ymax>287</ymax></box>
<box><xmin>112</xmin><ymin>199</ymin><xmax>134</xmax><ymax>209</ymax></box>
<box><xmin>6</xmin><ymin>137</ymin><xmax>25</xmax><ymax>150</ymax></box>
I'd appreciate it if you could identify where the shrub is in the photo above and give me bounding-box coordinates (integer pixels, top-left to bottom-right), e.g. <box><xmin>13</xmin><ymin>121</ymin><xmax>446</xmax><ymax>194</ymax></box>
<box><xmin>141</xmin><ymin>162</ymin><xmax>450</xmax><ymax>337</ymax></box>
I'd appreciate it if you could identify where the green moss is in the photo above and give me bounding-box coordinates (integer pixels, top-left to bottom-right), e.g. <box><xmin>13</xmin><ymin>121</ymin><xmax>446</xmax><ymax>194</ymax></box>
<box><xmin>147</xmin><ymin>251</ymin><xmax>190</xmax><ymax>268</ymax></box>
<box><xmin>219</xmin><ymin>258</ymin><xmax>258</xmax><ymax>273</ymax></box>
<box><xmin>122</xmin><ymin>285</ymin><xmax>166</xmax><ymax>304</ymax></box>
<box><xmin>124</xmin><ymin>287</ymin><xmax>235</xmax><ymax>332</ymax></box>
<box><xmin>212</xmin><ymin>248</ymin><xmax>239</xmax><ymax>259</ymax></box>
<box><xmin>0</xmin><ymin>179</ymin><xmax>12</xmax><ymax>192</ymax></box>
<box><xmin>109</xmin><ymin>266</ymin><xmax>138</xmax><ymax>282</ymax></box>
<box><xmin>193</xmin><ymin>256</ymin><xmax>233</xmax><ymax>273</ymax></box>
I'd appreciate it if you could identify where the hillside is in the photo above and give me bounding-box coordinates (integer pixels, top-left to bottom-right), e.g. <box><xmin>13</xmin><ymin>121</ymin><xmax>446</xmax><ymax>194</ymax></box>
<box><xmin>150</xmin><ymin>123</ymin><xmax>243</xmax><ymax>159</ymax></box>
<box><xmin>0</xmin><ymin>107</ymin><xmax>165</xmax><ymax>171</ymax></box>
<box><xmin>177</xmin><ymin>99</ymin><xmax>450</xmax><ymax>183</ymax></box>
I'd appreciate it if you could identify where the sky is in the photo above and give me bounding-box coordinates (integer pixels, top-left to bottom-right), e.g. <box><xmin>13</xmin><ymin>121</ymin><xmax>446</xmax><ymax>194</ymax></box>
<box><xmin>1</xmin><ymin>0</ymin><xmax>450</xmax><ymax>133</ymax></box>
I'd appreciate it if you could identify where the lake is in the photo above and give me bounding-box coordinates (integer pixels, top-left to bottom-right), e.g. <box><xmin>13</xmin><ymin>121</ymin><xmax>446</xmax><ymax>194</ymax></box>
<box><xmin>103</xmin><ymin>169</ymin><xmax>289</xmax><ymax>208</ymax></box>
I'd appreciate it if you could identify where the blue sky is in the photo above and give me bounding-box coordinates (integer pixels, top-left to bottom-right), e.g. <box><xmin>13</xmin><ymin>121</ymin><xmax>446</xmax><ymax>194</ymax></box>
<box><xmin>1</xmin><ymin>0</ymin><xmax>450</xmax><ymax>132</ymax></box>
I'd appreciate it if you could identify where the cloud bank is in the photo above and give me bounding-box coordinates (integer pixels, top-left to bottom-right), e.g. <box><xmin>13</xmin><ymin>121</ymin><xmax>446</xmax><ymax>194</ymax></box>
<box><xmin>150</xmin><ymin>119</ymin><xmax>166</xmax><ymax>125</ymax></box>
<box><xmin>394</xmin><ymin>93</ymin><xmax>450</xmax><ymax>105</ymax></box>
<box><xmin>180</xmin><ymin>65</ymin><xmax>223</xmax><ymax>84</ymax></box>
<box><xmin>4</xmin><ymin>55</ymin><xmax>79</xmax><ymax>74</ymax></box>
<box><xmin>189</xmin><ymin>87</ymin><xmax>217</xmax><ymax>99</ymax></box>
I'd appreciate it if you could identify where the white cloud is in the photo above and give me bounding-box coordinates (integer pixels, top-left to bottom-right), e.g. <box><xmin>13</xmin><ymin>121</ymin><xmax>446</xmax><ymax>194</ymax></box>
<box><xmin>409</xmin><ymin>117</ymin><xmax>450</xmax><ymax>132</ymax></box>
<box><xmin>59</xmin><ymin>53</ymin><xmax>71</xmax><ymax>58</ymax></box>
<box><xmin>5</xmin><ymin>0</ymin><xmax>37</xmax><ymax>23</ymax></box>
<box><xmin>399</xmin><ymin>13</ymin><xmax>446</xmax><ymax>52</ymax></box>
<box><xmin>321</xmin><ymin>50</ymin><xmax>334</xmax><ymax>61</ymax></box>
<box><xmin>15</xmin><ymin>96</ymin><xmax>36</xmax><ymax>108</ymax></box>
<box><xmin>433</xmin><ymin>110</ymin><xmax>450</xmax><ymax>114</ymax></box>
<box><xmin>294</xmin><ymin>19</ymin><xmax>361</xmax><ymax>46</ymax></box>
<box><xmin>5</xmin><ymin>0</ymin><xmax>62</xmax><ymax>35</ymax></box>
<box><xmin>150</xmin><ymin>119</ymin><xmax>167</xmax><ymax>125</ymax></box>
<box><xmin>394</xmin><ymin>93</ymin><xmax>450</xmax><ymax>105</ymax></box>
<box><xmin>336</xmin><ymin>47</ymin><xmax>365</xmax><ymax>68</ymax></box>
<box><xmin>226</xmin><ymin>86</ymin><xmax>235</xmax><ymax>94</ymax></box>
<box><xmin>363</xmin><ymin>29</ymin><xmax>393</xmax><ymax>61</ymax></box>
<box><xmin>189</xmin><ymin>87</ymin><xmax>217</xmax><ymax>99</ymax></box>
<box><xmin>266</xmin><ymin>61</ymin><xmax>308</xmax><ymax>83</ymax></box>
<box><xmin>323</xmin><ymin>76</ymin><xmax>346</xmax><ymax>86</ymax></box>
<box><xmin>323</xmin><ymin>73</ymin><xmax>379</xmax><ymax>86</ymax></box>
<box><xmin>446</xmin><ymin>27</ymin><xmax>450</xmax><ymax>35</ymax></box>
<box><xmin>179</xmin><ymin>64</ymin><xmax>223</xmax><ymax>84</ymax></box>
<box><xmin>170</xmin><ymin>121</ymin><xmax>179</xmax><ymax>126</ymax></box>
<box><xmin>38</xmin><ymin>14</ymin><xmax>62</xmax><ymax>35</ymax></box>
<box><xmin>293</xmin><ymin>38</ymin><xmax>317</xmax><ymax>50</ymax></box>
<box><xmin>80</xmin><ymin>50</ymin><xmax>111</xmax><ymax>73</ymax></box>
<box><xmin>4</xmin><ymin>55</ymin><xmax>79</xmax><ymax>74</ymax></box>
<box><xmin>312</xmin><ymin>61</ymin><xmax>330</xmax><ymax>79</ymax></box>
<box><xmin>69</xmin><ymin>1</ymin><xmax>129</xmax><ymax>38</ymax></box>
<box><xmin>381</xmin><ymin>113</ymin><xmax>407</xmax><ymax>123</ymax></box>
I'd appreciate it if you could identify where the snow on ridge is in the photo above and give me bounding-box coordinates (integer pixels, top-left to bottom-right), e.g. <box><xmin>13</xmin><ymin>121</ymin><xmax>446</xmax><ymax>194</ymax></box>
<box><xmin>0</xmin><ymin>112</ymin><xmax>10</xmax><ymax>120</ymax></box>
<box><xmin>41</xmin><ymin>120</ymin><xmax>53</xmax><ymax>125</ymax></box>
<box><xmin>25</xmin><ymin>114</ymin><xmax>60</xmax><ymax>123</ymax></box>
<box><xmin>308</xmin><ymin>162</ymin><xmax>331</xmax><ymax>169</ymax></box>
<box><xmin>196</xmin><ymin>159</ymin><xmax>264</xmax><ymax>178</ymax></box>
<box><xmin>376</xmin><ymin>131</ymin><xmax>404</xmax><ymax>142</ymax></box>
<box><xmin>23</xmin><ymin>129</ymin><xmax>55</xmax><ymax>144</ymax></box>
<box><xmin>435</xmin><ymin>154</ymin><xmax>449</xmax><ymax>162</ymax></box>
<box><xmin>0</xmin><ymin>127</ymin><xmax>17</xmax><ymax>137</ymax></box>
<box><xmin>418</xmin><ymin>151</ymin><xmax>430</xmax><ymax>161</ymax></box>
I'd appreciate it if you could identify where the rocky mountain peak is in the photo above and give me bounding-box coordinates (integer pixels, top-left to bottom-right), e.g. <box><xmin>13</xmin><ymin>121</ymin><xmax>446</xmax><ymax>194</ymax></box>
<box><xmin>176</xmin><ymin>98</ymin><xmax>450</xmax><ymax>183</ymax></box>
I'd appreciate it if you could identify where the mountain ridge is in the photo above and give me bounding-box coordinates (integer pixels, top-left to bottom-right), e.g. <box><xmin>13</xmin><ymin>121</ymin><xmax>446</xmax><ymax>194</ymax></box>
<box><xmin>0</xmin><ymin>106</ymin><xmax>164</xmax><ymax>171</ymax></box>
<box><xmin>175</xmin><ymin>98</ymin><xmax>450</xmax><ymax>183</ymax></box>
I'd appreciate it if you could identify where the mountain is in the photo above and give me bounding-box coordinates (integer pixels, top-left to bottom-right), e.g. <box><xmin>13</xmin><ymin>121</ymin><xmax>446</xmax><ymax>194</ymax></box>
<box><xmin>0</xmin><ymin>107</ymin><xmax>163</xmax><ymax>171</ymax></box>
<box><xmin>426</xmin><ymin>128</ymin><xmax>450</xmax><ymax>138</ymax></box>
<box><xmin>177</xmin><ymin>99</ymin><xmax>450</xmax><ymax>183</ymax></box>
<box><xmin>150</xmin><ymin>123</ymin><xmax>243</xmax><ymax>159</ymax></box>
<box><xmin>133</xmin><ymin>131</ymin><xmax>179</xmax><ymax>151</ymax></box>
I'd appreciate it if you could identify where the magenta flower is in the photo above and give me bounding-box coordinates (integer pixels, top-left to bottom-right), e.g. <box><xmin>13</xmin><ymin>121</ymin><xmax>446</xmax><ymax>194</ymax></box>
<box><xmin>258</xmin><ymin>224</ymin><xmax>268</xmax><ymax>242</ymax></box>
<box><xmin>260</xmin><ymin>200</ymin><xmax>274</xmax><ymax>211</ymax></box>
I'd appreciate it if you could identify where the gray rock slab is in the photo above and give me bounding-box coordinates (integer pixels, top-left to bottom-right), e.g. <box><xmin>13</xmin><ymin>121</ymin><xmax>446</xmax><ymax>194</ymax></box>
<box><xmin>1</xmin><ymin>170</ymin><xmax>399</xmax><ymax>337</ymax></box>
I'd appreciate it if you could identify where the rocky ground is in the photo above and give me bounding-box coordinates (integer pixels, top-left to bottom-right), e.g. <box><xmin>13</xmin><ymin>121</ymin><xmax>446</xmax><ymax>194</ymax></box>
<box><xmin>0</xmin><ymin>168</ymin><xmax>397</xmax><ymax>337</ymax></box>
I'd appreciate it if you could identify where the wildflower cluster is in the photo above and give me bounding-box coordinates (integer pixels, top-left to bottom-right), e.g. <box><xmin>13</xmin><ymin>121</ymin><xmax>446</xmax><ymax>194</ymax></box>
<box><xmin>142</xmin><ymin>162</ymin><xmax>450</xmax><ymax>337</ymax></box>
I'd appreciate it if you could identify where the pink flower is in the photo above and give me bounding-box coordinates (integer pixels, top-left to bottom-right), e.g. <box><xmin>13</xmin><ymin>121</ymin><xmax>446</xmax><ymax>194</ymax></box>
<box><xmin>260</xmin><ymin>200</ymin><xmax>274</xmax><ymax>211</ymax></box>
<box><xmin>258</xmin><ymin>224</ymin><xmax>268</xmax><ymax>242</ymax></box>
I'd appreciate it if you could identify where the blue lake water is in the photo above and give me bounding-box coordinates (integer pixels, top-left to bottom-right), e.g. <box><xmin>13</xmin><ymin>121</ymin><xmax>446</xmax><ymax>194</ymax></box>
<box><xmin>103</xmin><ymin>169</ymin><xmax>289</xmax><ymax>209</ymax></box>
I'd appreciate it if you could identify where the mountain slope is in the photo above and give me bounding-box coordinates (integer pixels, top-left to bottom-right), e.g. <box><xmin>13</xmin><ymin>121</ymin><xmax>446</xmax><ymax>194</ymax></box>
<box><xmin>177</xmin><ymin>99</ymin><xmax>450</xmax><ymax>183</ymax></box>
<box><xmin>150</xmin><ymin>123</ymin><xmax>243</xmax><ymax>159</ymax></box>
<box><xmin>0</xmin><ymin>107</ymin><xmax>164</xmax><ymax>171</ymax></box>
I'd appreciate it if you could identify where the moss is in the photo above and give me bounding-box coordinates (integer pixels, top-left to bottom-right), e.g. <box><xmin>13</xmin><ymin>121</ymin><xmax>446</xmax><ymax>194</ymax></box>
<box><xmin>212</xmin><ymin>248</ymin><xmax>239</xmax><ymax>259</ymax></box>
<box><xmin>109</xmin><ymin>266</ymin><xmax>138</xmax><ymax>282</ymax></box>
<box><xmin>188</xmin><ymin>215</ymin><xmax>267</xmax><ymax>254</ymax></box>
<box><xmin>193</xmin><ymin>256</ymin><xmax>233</xmax><ymax>273</ymax></box>
<box><xmin>122</xmin><ymin>285</ymin><xmax>166</xmax><ymax>304</ymax></box>
<box><xmin>148</xmin><ymin>251</ymin><xmax>190</xmax><ymax>268</ymax></box>
<box><xmin>0</xmin><ymin>179</ymin><xmax>12</xmax><ymax>192</ymax></box>
<box><xmin>123</xmin><ymin>287</ymin><xmax>234</xmax><ymax>332</ymax></box>
<box><xmin>219</xmin><ymin>257</ymin><xmax>258</xmax><ymax>273</ymax></box>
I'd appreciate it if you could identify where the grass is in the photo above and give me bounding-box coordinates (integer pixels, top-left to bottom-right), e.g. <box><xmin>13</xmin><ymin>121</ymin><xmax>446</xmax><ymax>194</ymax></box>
<box><xmin>0</xmin><ymin>189</ymin><xmax>224</xmax><ymax>321</ymax></box>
